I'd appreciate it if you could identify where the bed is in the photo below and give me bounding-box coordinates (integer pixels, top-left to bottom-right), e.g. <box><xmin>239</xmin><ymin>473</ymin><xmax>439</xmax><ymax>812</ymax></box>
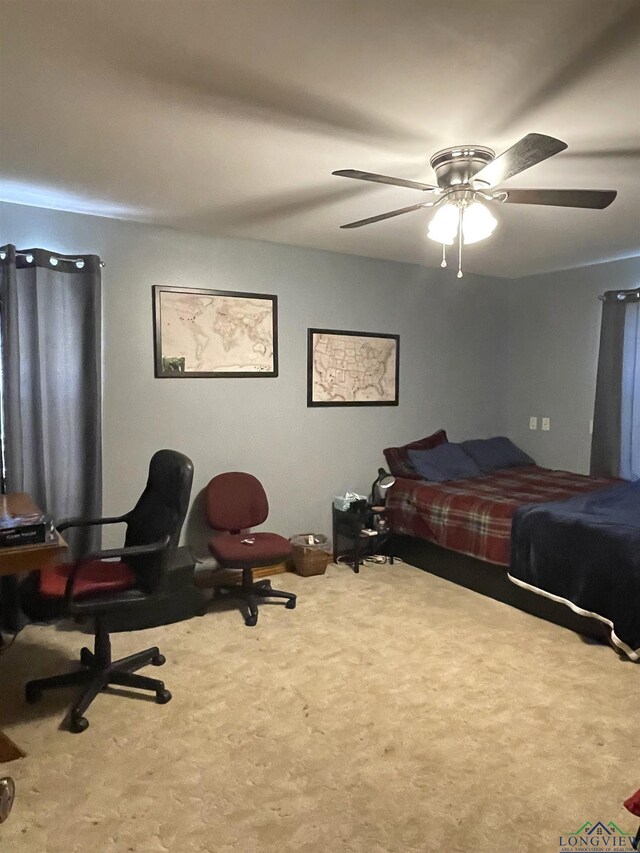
<box><xmin>384</xmin><ymin>435</ymin><xmax>639</xmax><ymax>659</ymax></box>
<box><xmin>509</xmin><ymin>480</ymin><xmax>640</xmax><ymax>660</ymax></box>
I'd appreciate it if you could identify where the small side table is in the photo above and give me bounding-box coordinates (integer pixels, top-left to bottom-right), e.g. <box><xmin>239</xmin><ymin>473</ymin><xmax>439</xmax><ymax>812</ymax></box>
<box><xmin>332</xmin><ymin>504</ymin><xmax>393</xmax><ymax>573</ymax></box>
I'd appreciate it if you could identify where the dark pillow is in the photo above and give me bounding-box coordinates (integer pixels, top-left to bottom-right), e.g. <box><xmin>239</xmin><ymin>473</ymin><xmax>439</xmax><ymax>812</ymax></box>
<box><xmin>460</xmin><ymin>436</ymin><xmax>535</xmax><ymax>472</ymax></box>
<box><xmin>384</xmin><ymin>429</ymin><xmax>448</xmax><ymax>479</ymax></box>
<box><xmin>407</xmin><ymin>443</ymin><xmax>483</xmax><ymax>482</ymax></box>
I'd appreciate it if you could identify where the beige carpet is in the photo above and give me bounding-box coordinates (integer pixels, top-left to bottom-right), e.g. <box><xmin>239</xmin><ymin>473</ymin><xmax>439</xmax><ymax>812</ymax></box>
<box><xmin>0</xmin><ymin>561</ymin><xmax>637</xmax><ymax>853</ymax></box>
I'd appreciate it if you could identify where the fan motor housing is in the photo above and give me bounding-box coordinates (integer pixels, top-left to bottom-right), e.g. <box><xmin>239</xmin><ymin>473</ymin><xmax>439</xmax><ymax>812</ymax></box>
<box><xmin>430</xmin><ymin>146</ymin><xmax>495</xmax><ymax>189</ymax></box>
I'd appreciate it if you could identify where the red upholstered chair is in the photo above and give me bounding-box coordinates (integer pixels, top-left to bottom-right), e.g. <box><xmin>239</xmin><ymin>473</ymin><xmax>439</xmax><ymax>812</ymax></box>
<box><xmin>206</xmin><ymin>472</ymin><xmax>296</xmax><ymax>626</ymax></box>
<box><xmin>23</xmin><ymin>449</ymin><xmax>194</xmax><ymax>733</ymax></box>
<box><xmin>624</xmin><ymin>789</ymin><xmax>640</xmax><ymax>850</ymax></box>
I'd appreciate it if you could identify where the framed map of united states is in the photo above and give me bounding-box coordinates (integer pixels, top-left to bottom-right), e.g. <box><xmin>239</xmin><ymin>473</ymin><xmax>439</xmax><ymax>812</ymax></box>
<box><xmin>307</xmin><ymin>328</ymin><xmax>399</xmax><ymax>407</ymax></box>
<box><xmin>153</xmin><ymin>286</ymin><xmax>278</xmax><ymax>378</ymax></box>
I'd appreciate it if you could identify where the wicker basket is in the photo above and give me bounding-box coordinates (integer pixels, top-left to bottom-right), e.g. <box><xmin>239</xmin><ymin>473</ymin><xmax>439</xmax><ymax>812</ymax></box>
<box><xmin>290</xmin><ymin>533</ymin><xmax>331</xmax><ymax>577</ymax></box>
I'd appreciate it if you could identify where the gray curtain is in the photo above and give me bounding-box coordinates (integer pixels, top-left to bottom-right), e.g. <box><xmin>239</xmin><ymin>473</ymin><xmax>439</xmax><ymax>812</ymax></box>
<box><xmin>590</xmin><ymin>288</ymin><xmax>640</xmax><ymax>480</ymax></box>
<box><xmin>0</xmin><ymin>245</ymin><xmax>102</xmax><ymax>554</ymax></box>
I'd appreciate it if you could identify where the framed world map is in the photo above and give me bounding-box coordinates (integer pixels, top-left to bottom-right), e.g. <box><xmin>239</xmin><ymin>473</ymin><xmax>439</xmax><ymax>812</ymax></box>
<box><xmin>307</xmin><ymin>328</ymin><xmax>399</xmax><ymax>407</ymax></box>
<box><xmin>153</xmin><ymin>286</ymin><xmax>278</xmax><ymax>378</ymax></box>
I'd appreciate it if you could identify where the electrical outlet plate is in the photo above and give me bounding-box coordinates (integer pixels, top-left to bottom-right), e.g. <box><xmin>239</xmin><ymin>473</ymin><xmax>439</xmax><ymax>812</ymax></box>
<box><xmin>542</xmin><ymin>417</ymin><xmax>550</xmax><ymax>431</ymax></box>
<box><xmin>529</xmin><ymin>417</ymin><xmax>537</xmax><ymax>430</ymax></box>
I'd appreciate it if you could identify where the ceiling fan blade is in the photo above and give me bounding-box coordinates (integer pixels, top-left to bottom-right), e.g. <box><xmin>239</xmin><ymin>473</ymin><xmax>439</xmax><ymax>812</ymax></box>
<box><xmin>473</xmin><ymin>134</ymin><xmax>568</xmax><ymax>187</ymax></box>
<box><xmin>500</xmin><ymin>189</ymin><xmax>617</xmax><ymax>209</ymax></box>
<box><xmin>340</xmin><ymin>203</ymin><xmax>428</xmax><ymax>229</ymax></box>
<box><xmin>333</xmin><ymin>169</ymin><xmax>439</xmax><ymax>192</ymax></box>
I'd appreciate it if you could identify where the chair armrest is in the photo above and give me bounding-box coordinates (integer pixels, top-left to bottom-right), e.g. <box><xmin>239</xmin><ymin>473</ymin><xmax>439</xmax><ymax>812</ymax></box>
<box><xmin>56</xmin><ymin>514</ymin><xmax>128</xmax><ymax>532</ymax></box>
<box><xmin>63</xmin><ymin>535</ymin><xmax>171</xmax><ymax>605</ymax></box>
<box><xmin>82</xmin><ymin>536</ymin><xmax>171</xmax><ymax>562</ymax></box>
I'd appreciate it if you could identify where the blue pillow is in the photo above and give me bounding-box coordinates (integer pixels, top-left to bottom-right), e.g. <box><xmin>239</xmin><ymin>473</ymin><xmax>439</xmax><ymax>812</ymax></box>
<box><xmin>407</xmin><ymin>443</ymin><xmax>483</xmax><ymax>482</ymax></box>
<box><xmin>460</xmin><ymin>436</ymin><xmax>535</xmax><ymax>472</ymax></box>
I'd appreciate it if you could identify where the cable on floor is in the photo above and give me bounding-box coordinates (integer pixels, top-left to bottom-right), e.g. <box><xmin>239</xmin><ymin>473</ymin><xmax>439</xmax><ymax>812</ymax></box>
<box><xmin>335</xmin><ymin>554</ymin><xmax>403</xmax><ymax>567</ymax></box>
<box><xmin>362</xmin><ymin>555</ymin><xmax>403</xmax><ymax>565</ymax></box>
<box><xmin>0</xmin><ymin>631</ymin><xmax>19</xmax><ymax>655</ymax></box>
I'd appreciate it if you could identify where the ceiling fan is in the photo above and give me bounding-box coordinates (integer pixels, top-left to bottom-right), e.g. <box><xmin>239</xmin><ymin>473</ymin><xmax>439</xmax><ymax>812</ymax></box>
<box><xmin>332</xmin><ymin>133</ymin><xmax>617</xmax><ymax>277</ymax></box>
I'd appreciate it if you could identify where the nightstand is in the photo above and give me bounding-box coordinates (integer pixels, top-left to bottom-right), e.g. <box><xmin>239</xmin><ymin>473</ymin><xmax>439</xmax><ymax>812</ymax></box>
<box><xmin>332</xmin><ymin>503</ymin><xmax>392</xmax><ymax>573</ymax></box>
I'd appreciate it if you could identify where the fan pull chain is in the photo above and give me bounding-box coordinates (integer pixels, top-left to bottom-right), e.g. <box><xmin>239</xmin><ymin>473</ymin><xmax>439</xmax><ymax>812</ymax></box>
<box><xmin>457</xmin><ymin>207</ymin><xmax>463</xmax><ymax>278</ymax></box>
<box><xmin>441</xmin><ymin>243</ymin><xmax>447</xmax><ymax>268</ymax></box>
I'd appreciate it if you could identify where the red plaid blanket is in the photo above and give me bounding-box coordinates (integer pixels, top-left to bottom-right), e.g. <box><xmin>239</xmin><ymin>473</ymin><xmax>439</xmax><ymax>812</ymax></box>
<box><xmin>386</xmin><ymin>466</ymin><xmax>618</xmax><ymax>566</ymax></box>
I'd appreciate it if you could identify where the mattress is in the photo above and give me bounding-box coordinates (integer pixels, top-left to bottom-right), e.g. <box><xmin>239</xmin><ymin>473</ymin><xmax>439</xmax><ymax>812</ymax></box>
<box><xmin>386</xmin><ymin>465</ymin><xmax>617</xmax><ymax>566</ymax></box>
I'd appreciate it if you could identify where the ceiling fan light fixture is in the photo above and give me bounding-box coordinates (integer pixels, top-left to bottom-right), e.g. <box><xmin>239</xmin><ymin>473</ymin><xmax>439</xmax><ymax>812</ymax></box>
<box><xmin>462</xmin><ymin>201</ymin><xmax>497</xmax><ymax>244</ymax></box>
<box><xmin>427</xmin><ymin>198</ymin><xmax>496</xmax><ymax>247</ymax></box>
<box><xmin>427</xmin><ymin>202</ymin><xmax>458</xmax><ymax>245</ymax></box>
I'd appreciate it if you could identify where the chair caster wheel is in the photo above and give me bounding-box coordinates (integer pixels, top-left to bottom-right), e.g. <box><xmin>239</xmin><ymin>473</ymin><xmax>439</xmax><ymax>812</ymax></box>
<box><xmin>245</xmin><ymin>614</ymin><xmax>258</xmax><ymax>627</ymax></box>
<box><xmin>285</xmin><ymin>599</ymin><xmax>297</xmax><ymax>609</ymax></box>
<box><xmin>156</xmin><ymin>689</ymin><xmax>172</xmax><ymax>704</ymax></box>
<box><xmin>70</xmin><ymin>715</ymin><xmax>89</xmax><ymax>733</ymax></box>
<box><xmin>151</xmin><ymin>654</ymin><xmax>166</xmax><ymax>666</ymax></box>
<box><xmin>25</xmin><ymin>684</ymin><xmax>42</xmax><ymax>704</ymax></box>
<box><xmin>0</xmin><ymin>776</ymin><xmax>16</xmax><ymax>824</ymax></box>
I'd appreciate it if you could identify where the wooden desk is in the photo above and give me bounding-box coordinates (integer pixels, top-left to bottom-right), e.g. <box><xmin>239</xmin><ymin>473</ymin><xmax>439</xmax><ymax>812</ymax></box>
<box><xmin>0</xmin><ymin>494</ymin><xmax>68</xmax><ymax>765</ymax></box>
<box><xmin>0</xmin><ymin>493</ymin><xmax>68</xmax><ymax>576</ymax></box>
<box><xmin>0</xmin><ymin>533</ymin><xmax>68</xmax><ymax>577</ymax></box>
<box><xmin>0</xmin><ymin>493</ymin><xmax>68</xmax><ymax>631</ymax></box>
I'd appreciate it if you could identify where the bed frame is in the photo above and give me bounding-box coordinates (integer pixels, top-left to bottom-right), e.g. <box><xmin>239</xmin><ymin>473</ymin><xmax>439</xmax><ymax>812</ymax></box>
<box><xmin>388</xmin><ymin>533</ymin><xmax>611</xmax><ymax>645</ymax></box>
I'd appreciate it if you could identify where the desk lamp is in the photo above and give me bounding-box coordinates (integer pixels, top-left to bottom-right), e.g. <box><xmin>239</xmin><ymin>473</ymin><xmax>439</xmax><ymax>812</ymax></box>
<box><xmin>370</xmin><ymin>468</ymin><xmax>396</xmax><ymax>509</ymax></box>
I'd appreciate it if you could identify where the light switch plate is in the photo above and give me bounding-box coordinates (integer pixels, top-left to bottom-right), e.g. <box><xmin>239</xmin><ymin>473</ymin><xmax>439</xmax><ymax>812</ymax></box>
<box><xmin>529</xmin><ymin>417</ymin><xmax>538</xmax><ymax>430</ymax></box>
<box><xmin>542</xmin><ymin>417</ymin><xmax>550</xmax><ymax>431</ymax></box>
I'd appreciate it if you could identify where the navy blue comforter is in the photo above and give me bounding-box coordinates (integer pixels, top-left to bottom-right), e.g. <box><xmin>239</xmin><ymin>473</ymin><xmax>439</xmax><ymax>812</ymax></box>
<box><xmin>509</xmin><ymin>480</ymin><xmax>640</xmax><ymax>659</ymax></box>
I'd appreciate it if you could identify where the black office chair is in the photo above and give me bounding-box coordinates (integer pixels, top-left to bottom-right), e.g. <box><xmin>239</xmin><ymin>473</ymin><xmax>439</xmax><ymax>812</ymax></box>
<box><xmin>23</xmin><ymin>449</ymin><xmax>194</xmax><ymax>733</ymax></box>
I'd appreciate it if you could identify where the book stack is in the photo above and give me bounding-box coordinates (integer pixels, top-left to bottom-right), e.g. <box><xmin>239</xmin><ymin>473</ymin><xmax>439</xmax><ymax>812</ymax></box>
<box><xmin>0</xmin><ymin>494</ymin><xmax>47</xmax><ymax>548</ymax></box>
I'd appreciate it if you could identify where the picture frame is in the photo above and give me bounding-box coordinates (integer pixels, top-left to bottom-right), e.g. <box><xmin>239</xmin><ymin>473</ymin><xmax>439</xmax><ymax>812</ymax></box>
<box><xmin>153</xmin><ymin>286</ymin><xmax>278</xmax><ymax>378</ymax></box>
<box><xmin>307</xmin><ymin>328</ymin><xmax>399</xmax><ymax>407</ymax></box>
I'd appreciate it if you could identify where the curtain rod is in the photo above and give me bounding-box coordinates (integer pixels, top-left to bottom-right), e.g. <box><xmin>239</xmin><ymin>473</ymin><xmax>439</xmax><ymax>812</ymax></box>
<box><xmin>0</xmin><ymin>248</ymin><xmax>105</xmax><ymax>268</ymax></box>
<box><xmin>14</xmin><ymin>250</ymin><xmax>106</xmax><ymax>268</ymax></box>
<box><xmin>598</xmin><ymin>288</ymin><xmax>640</xmax><ymax>302</ymax></box>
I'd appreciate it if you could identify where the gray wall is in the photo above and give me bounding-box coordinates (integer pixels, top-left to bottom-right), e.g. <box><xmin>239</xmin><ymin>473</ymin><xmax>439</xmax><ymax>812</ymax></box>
<box><xmin>1</xmin><ymin>201</ymin><xmax>509</xmax><ymax>552</ymax></box>
<box><xmin>504</xmin><ymin>256</ymin><xmax>640</xmax><ymax>474</ymax></box>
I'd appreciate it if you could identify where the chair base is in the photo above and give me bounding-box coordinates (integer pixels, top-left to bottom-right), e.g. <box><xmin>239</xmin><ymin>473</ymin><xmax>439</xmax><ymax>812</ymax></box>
<box><xmin>24</xmin><ymin>618</ymin><xmax>171</xmax><ymax>733</ymax></box>
<box><xmin>216</xmin><ymin>569</ymin><xmax>296</xmax><ymax>626</ymax></box>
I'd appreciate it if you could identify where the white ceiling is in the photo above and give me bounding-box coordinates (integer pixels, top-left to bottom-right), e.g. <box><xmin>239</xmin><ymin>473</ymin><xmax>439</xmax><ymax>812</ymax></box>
<box><xmin>1</xmin><ymin>0</ymin><xmax>639</xmax><ymax>278</ymax></box>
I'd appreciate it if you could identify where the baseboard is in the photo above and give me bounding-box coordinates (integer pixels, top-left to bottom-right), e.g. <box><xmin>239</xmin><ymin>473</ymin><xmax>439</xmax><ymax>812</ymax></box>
<box><xmin>202</xmin><ymin>560</ymin><xmax>291</xmax><ymax>587</ymax></box>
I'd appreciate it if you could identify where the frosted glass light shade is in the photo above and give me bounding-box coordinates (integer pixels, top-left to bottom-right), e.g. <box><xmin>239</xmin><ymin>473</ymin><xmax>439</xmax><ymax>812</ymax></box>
<box><xmin>462</xmin><ymin>202</ymin><xmax>497</xmax><ymax>244</ymax></box>
<box><xmin>427</xmin><ymin>203</ymin><xmax>459</xmax><ymax>245</ymax></box>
